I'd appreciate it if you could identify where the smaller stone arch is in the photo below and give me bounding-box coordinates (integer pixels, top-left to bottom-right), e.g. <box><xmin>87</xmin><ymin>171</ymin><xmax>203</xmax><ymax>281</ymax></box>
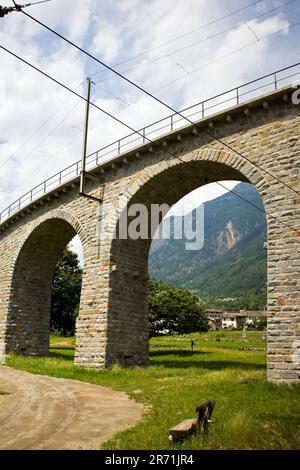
<box><xmin>6</xmin><ymin>211</ymin><xmax>84</xmax><ymax>356</ymax></box>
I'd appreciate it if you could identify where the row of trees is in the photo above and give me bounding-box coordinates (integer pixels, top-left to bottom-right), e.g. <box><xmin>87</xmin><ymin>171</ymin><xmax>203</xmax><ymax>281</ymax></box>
<box><xmin>51</xmin><ymin>249</ymin><xmax>209</xmax><ymax>336</ymax></box>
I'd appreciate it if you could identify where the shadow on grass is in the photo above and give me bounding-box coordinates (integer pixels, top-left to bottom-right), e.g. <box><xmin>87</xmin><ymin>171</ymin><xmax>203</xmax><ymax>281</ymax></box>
<box><xmin>150</xmin><ymin>350</ymin><xmax>210</xmax><ymax>357</ymax></box>
<box><xmin>150</xmin><ymin>349</ymin><xmax>265</xmax><ymax>370</ymax></box>
<box><xmin>48</xmin><ymin>347</ymin><xmax>265</xmax><ymax>371</ymax></box>
<box><xmin>150</xmin><ymin>359</ymin><xmax>265</xmax><ymax>370</ymax></box>
<box><xmin>49</xmin><ymin>349</ymin><xmax>74</xmax><ymax>361</ymax></box>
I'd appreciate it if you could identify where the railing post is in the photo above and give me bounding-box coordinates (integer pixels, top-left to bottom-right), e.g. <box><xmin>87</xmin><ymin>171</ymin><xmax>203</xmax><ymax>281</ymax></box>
<box><xmin>236</xmin><ymin>87</ymin><xmax>239</xmax><ymax>105</ymax></box>
<box><xmin>143</xmin><ymin>128</ymin><xmax>146</xmax><ymax>143</ymax></box>
<box><xmin>171</xmin><ymin>115</ymin><xmax>174</xmax><ymax>131</ymax></box>
<box><xmin>76</xmin><ymin>162</ymin><xmax>79</xmax><ymax>176</ymax></box>
<box><xmin>274</xmin><ymin>73</ymin><xmax>278</xmax><ymax>90</ymax></box>
<box><xmin>96</xmin><ymin>151</ymin><xmax>99</xmax><ymax>165</ymax></box>
<box><xmin>202</xmin><ymin>101</ymin><xmax>205</xmax><ymax>118</ymax></box>
<box><xmin>118</xmin><ymin>140</ymin><xmax>121</xmax><ymax>155</ymax></box>
<box><xmin>59</xmin><ymin>172</ymin><xmax>62</xmax><ymax>185</ymax></box>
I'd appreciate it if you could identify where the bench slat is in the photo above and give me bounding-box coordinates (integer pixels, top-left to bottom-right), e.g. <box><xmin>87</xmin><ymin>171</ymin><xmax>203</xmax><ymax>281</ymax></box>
<box><xmin>169</xmin><ymin>418</ymin><xmax>197</xmax><ymax>439</ymax></box>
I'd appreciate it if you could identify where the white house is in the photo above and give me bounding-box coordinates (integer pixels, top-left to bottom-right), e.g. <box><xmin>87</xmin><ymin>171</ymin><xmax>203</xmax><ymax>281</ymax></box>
<box><xmin>221</xmin><ymin>314</ymin><xmax>237</xmax><ymax>330</ymax></box>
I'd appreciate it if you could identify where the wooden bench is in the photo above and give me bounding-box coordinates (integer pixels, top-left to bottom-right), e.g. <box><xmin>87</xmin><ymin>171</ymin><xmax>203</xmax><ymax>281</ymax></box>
<box><xmin>168</xmin><ymin>399</ymin><xmax>216</xmax><ymax>444</ymax></box>
<box><xmin>168</xmin><ymin>419</ymin><xmax>198</xmax><ymax>444</ymax></box>
<box><xmin>196</xmin><ymin>399</ymin><xmax>215</xmax><ymax>434</ymax></box>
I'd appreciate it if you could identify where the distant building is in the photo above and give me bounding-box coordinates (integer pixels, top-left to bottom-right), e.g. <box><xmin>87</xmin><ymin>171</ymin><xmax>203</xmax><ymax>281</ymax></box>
<box><xmin>237</xmin><ymin>310</ymin><xmax>267</xmax><ymax>327</ymax></box>
<box><xmin>206</xmin><ymin>308</ymin><xmax>223</xmax><ymax>330</ymax></box>
<box><xmin>206</xmin><ymin>308</ymin><xmax>267</xmax><ymax>330</ymax></box>
<box><xmin>222</xmin><ymin>313</ymin><xmax>238</xmax><ymax>329</ymax></box>
<box><xmin>221</xmin><ymin>310</ymin><xmax>267</xmax><ymax>330</ymax></box>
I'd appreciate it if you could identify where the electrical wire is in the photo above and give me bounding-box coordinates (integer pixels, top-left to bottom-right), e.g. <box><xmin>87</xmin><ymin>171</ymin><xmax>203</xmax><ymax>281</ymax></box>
<box><xmin>0</xmin><ymin>99</ymin><xmax>82</xmax><ymax>206</ymax></box>
<box><xmin>90</xmin><ymin>0</ymin><xmax>263</xmax><ymax>79</ymax></box>
<box><xmin>21</xmin><ymin>10</ymin><xmax>300</xmax><ymax>198</ymax></box>
<box><xmin>0</xmin><ymin>43</ymin><xmax>295</xmax><ymax>231</ymax></box>
<box><xmin>0</xmin><ymin>80</ymin><xmax>84</xmax><ymax>172</ymax></box>
<box><xmin>0</xmin><ymin>93</ymin><xmax>133</xmax><ymax>205</ymax></box>
<box><xmin>92</xmin><ymin>0</ymin><xmax>297</xmax><ymax>84</ymax></box>
<box><xmin>3</xmin><ymin>0</ymin><xmax>294</xmax><ymax>182</ymax></box>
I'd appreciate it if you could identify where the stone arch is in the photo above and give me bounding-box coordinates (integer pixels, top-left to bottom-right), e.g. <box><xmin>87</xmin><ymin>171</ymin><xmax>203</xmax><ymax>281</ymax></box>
<box><xmin>6</xmin><ymin>211</ymin><xmax>85</xmax><ymax>356</ymax></box>
<box><xmin>103</xmin><ymin>150</ymin><xmax>268</xmax><ymax>366</ymax></box>
<box><xmin>13</xmin><ymin>209</ymin><xmax>87</xmax><ymax>261</ymax></box>
<box><xmin>123</xmin><ymin>148</ymin><xmax>268</xmax><ymax>209</ymax></box>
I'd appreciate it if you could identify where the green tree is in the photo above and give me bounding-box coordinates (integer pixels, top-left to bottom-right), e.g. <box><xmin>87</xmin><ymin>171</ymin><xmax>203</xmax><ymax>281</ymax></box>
<box><xmin>149</xmin><ymin>279</ymin><xmax>208</xmax><ymax>336</ymax></box>
<box><xmin>51</xmin><ymin>248</ymin><xmax>82</xmax><ymax>336</ymax></box>
<box><xmin>253</xmin><ymin>317</ymin><xmax>267</xmax><ymax>330</ymax></box>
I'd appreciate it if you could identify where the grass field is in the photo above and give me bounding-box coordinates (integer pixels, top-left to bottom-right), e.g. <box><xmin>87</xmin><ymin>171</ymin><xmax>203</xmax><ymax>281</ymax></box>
<box><xmin>6</xmin><ymin>331</ymin><xmax>300</xmax><ymax>450</ymax></box>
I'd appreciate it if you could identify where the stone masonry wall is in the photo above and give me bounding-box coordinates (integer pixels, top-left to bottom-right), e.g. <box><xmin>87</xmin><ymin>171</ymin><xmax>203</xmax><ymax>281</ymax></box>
<box><xmin>0</xmin><ymin>87</ymin><xmax>299</xmax><ymax>382</ymax></box>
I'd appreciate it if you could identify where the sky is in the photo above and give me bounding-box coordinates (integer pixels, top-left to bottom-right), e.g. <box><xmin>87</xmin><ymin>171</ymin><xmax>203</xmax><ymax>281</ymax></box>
<box><xmin>0</xmin><ymin>0</ymin><xmax>300</xmax><ymax>261</ymax></box>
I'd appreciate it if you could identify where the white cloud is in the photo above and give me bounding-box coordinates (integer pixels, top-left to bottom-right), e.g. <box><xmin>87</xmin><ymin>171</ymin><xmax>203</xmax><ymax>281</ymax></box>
<box><xmin>91</xmin><ymin>20</ymin><xmax>122</xmax><ymax>63</ymax></box>
<box><xmin>168</xmin><ymin>181</ymin><xmax>240</xmax><ymax>216</ymax></box>
<box><xmin>0</xmin><ymin>0</ymin><xmax>299</xmax><ymax>217</ymax></box>
<box><xmin>69</xmin><ymin>235</ymin><xmax>84</xmax><ymax>267</ymax></box>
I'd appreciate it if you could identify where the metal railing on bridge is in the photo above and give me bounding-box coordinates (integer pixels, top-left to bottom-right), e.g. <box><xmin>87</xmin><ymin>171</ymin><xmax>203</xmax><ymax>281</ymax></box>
<box><xmin>1</xmin><ymin>62</ymin><xmax>300</xmax><ymax>225</ymax></box>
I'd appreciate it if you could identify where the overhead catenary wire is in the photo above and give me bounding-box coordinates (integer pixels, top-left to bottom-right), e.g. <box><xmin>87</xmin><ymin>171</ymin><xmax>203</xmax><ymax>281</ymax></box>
<box><xmin>92</xmin><ymin>0</ymin><xmax>297</xmax><ymax>83</ymax></box>
<box><xmin>90</xmin><ymin>0</ymin><xmax>264</xmax><ymax>78</ymax></box>
<box><xmin>2</xmin><ymin>0</ymin><xmax>295</xmax><ymax>182</ymax></box>
<box><xmin>0</xmin><ymin>44</ymin><xmax>295</xmax><ymax>231</ymax></box>
<box><xmin>0</xmin><ymin>81</ymin><xmax>84</xmax><ymax>173</ymax></box>
<box><xmin>0</xmin><ymin>99</ymin><xmax>81</xmax><ymax>199</ymax></box>
<box><xmin>0</xmin><ymin>78</ymin><xmax>132</xmax><ymax>191</ymax></box>
<box><xmin>0</xmin><ymin>0</ymin><xmax>268</xmax><ymax>173</ymax></box>
<box><xmin>0</xmin><ymin>83</ymin><xmax>136</xmax><ymax>205</ymax></box>
<box><xmin>21</xmin><ymin>10</ymin><xmax>300</xmax><ymax>199</ymax></box>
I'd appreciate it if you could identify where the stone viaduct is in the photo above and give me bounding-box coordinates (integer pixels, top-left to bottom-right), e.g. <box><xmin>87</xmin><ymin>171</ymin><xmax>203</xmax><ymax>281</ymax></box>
<box><xmin>0</xmin><ymin>84</ymin><xmax>299</xmax><ymax>383</ymax></box>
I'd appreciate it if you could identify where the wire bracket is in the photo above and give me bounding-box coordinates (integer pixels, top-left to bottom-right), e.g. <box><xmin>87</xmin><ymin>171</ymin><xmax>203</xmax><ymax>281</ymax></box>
<box><xmin>0</xmin><ymin>0</ymin><xmax>51</xmax><ymax>18</ymax></box>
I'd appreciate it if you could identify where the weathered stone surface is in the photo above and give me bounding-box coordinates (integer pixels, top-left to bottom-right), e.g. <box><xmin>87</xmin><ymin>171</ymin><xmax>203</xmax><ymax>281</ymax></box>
<box><xmin>0</xmin><ymin>87</ymin><xmax>300</xmax><ymax>383</ymax></box>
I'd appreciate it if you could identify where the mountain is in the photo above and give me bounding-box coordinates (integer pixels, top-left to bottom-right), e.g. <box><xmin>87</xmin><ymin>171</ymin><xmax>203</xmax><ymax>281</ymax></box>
<box><xmin>149</xmin><ymin>183</ymin><xmax>267</xmax><ymax>300</ymax></box>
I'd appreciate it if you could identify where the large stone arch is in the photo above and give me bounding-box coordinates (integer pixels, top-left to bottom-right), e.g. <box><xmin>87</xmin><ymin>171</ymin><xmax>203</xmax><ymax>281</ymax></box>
<box><xmin>5</xmin><ymin>211</ymin><xmax>85</xmax><ymax>356</ymax></box>
<box><xmin>102</xmin><ymin>149</ymin><xmax>269</xmax><ymax>367</ymax></box>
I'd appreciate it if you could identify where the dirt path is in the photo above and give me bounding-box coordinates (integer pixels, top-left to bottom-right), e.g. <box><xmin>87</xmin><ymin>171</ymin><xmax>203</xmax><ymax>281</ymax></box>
<box><xmin>0</xmin><ymin>366</ymin><xmax>144</xmax><ymax>450</ymax></box>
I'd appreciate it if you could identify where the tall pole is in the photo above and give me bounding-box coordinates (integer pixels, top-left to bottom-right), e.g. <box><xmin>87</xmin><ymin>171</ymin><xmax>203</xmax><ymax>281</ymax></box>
<box><xmin>79</xmin><ymin>77</ymin><xmax>91</xmax><ymax>195</ymax></box>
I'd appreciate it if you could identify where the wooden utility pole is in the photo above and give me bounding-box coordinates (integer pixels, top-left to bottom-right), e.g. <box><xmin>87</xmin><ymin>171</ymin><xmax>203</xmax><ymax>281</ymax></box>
<box><xmin>79</xmin><ymin>77</ymin><xmax>91</xmax><ymax>195</ymax></box>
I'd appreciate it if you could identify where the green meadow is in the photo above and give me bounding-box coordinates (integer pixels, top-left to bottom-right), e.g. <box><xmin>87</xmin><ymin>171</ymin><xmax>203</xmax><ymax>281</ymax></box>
<box><xmin>7</xmin><ymin>331</ymin><xmax>300</xmax><ymax>450</ymax></box>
